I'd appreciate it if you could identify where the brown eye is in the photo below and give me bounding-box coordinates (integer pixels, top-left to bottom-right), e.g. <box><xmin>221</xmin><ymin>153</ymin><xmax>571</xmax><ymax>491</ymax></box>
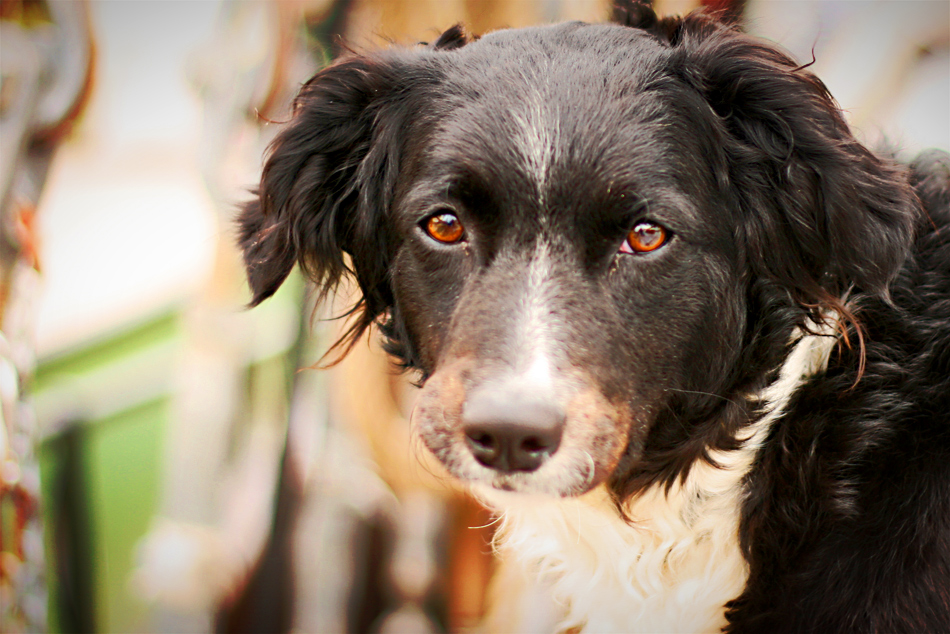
<box><xmin>425</xmin><ymin>212</ymin><xmax>465</xmax><ymax>244</ymax></box>
<box><xmin>621</xmin><ymin>222</ymin><xmax>668</xmax><ymax>254</ymax></box>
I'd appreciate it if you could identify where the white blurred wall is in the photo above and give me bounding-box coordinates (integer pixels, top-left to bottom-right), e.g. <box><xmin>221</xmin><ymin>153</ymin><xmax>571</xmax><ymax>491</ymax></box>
<box><xmin>36</xmin><ymin>0</ymin><xmax>223</xmax><ymax>356</ymax></box>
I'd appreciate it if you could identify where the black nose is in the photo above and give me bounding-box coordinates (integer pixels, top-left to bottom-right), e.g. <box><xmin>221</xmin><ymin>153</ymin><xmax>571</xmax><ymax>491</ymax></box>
<box><xmin>462</xmin><ymin>387</ymin><xmax>565</xmax><ymax>473</ymax></box>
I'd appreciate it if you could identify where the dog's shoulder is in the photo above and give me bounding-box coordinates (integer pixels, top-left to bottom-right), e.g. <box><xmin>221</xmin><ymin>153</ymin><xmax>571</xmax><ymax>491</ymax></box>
<box><xmin>732</xmin><ymin>150</ymin><xmax>950</xmax><ymax>632</ymax></box>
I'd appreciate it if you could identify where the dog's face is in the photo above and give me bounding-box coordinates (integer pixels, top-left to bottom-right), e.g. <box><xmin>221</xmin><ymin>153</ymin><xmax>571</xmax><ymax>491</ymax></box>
<box><xmin>240</xmin><ymin>8</ymin><xmax>915</xmax><ymax>500</ymax></box>
<box><xmin>391</xmin><ymin>24</ymin><xmax>749</xmax><ymax>496</ymax></box>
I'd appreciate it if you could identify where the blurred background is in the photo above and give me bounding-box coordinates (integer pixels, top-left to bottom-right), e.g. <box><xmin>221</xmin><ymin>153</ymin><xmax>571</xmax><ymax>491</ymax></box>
<box><xmin>1</xmin><ymin>0</ymin><xmax>947</xmax><ymax>632</ymax></box>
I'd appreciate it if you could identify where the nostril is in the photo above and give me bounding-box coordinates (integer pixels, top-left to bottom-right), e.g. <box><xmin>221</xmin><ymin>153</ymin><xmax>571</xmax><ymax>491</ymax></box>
<box><xmin>465</xmin><ymin>428</ymin><xmax>501</xmax><ymax>468</ymax></box>
<box><xmin>470</xmin><ymin>432</ymin><xmax>496</xmax><ymax>450</ymax></box>
<box><xmin>521</xmin><ymin>435</ymin><xmax>550</xmax><ymax>456</ymax></box>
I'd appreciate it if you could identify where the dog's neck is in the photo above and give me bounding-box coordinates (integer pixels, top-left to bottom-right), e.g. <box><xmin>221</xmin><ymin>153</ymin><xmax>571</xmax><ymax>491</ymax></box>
<box><xmin>476</xmin><ymin>326</ymin><xmax>838</xmax><ymax>633</ymax></box>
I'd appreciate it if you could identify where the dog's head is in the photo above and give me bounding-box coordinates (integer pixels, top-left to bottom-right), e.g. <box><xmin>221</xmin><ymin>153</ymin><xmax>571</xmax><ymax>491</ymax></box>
<box><xmin>239</xmin><ymin>4</ymin><xmax>916</xmax><ymax>502</ymax></box>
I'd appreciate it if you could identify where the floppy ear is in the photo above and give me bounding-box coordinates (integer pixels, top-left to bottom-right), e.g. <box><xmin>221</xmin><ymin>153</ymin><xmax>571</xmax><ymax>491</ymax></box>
<box><xmin>612</xmin><ymin>0</ymin><xmax>659</xmax><ymax>29</ymax></box>
<box><xmin>238</xmin><ymin>53</ymin><xmax>414</xmax><ymax>362</ymax></box>
<box><xmin>612</xmin><ymin>0</ymin><xmax>683</xmax><ymax>40</ymax></box>
<box><xmin>669</xmin><ymin>14</ymin><xmax>917</xmax><ymax>309</ymax></box>
<box><xmin>239</xmin><ymin>28</ymin><xmax>470</xmax><ymax>359</ymax></box>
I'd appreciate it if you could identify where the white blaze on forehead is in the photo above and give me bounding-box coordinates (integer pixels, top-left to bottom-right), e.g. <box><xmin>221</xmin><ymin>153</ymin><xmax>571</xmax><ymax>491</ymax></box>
<box><xmin>511</xmin><ymin>92</ymin><xmax>559</xmax><ymax>198</ymax></box>
<box><xmin>517</xmin><ymin>241</ymin><xmax>557</xmax><ymax>389</ymax></box>
<box><xmin>509</xmin><ymin>87</ymin><xmax>561</xmax><ymax>387</ymax></box>
<box><xmin>524</xmin><ymin>352</ymin><xmax>554</xmax><ymax>390</ymax></box>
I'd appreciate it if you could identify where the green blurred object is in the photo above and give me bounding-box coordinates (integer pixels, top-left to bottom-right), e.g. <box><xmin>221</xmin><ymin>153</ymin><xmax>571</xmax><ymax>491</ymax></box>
<box><xmin>36</xmin><ymin>313</ymin><xmax>178</xmax><ymax>633</ymax></box>
<box><xmin>87</xmin><ymin>398</ymin><xmax>166</xmax><ymax>633</ymax></box>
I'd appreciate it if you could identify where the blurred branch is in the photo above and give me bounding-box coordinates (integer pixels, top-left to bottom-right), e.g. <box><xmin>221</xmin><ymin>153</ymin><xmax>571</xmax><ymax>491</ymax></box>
<box><xmin>0</xmin><ymin>1</ymin><xmax>95</xmax><ymax>632</ymax></box>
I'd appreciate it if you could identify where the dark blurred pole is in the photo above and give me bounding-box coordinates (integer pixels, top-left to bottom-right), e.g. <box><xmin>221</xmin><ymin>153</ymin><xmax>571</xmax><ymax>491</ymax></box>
<box><xmin>214</xmin><ymin>446</ymin><xmax>301</xmax><ymax>634</ymax></box>
<box><xmin>46</xmin><ymin>424</ymin><xmax>97</xmax><ymax>634</ymax></box>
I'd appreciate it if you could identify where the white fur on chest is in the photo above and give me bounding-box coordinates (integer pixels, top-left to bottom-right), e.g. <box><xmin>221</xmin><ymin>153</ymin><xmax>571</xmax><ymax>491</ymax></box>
<box><xmin>478</xmin><ymin>329</ymin><xmax>836</xmax><ymax>633</ymax></box>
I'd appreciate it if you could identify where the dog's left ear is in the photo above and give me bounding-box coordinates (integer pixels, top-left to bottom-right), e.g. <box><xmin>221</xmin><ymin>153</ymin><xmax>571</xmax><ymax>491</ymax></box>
<box><xmin>238</xmin><ymin>53</ymin><xmax>410</xmax><ymax>305</ymax></box>
<box><xmin>239</xmin><ymin>29</ymin><xmax>469</xmax><ymax>360</ymax></box>
<box><xmin>238</xmin><ymin>52</ymin><xmax>424</xmax><ymax>369</ymax></box>
<box><xmin>671</xmin><ymin>15</ymin><xmax>917</xmax><ymax>304</ymax></box>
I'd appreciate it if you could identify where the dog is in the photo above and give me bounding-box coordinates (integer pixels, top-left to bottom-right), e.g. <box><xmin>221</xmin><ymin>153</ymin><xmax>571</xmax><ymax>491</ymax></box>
<box><xmin>238</xmin><ymin>2</ymin><xmax>950</xmax><ymax>631</ymax></box>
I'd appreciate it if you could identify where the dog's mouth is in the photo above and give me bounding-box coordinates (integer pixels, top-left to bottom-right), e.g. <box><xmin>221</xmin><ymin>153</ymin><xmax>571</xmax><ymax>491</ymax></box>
<box><xmin>411</xmin><ymin>364</ymin><xmax>633</xmax><ymax>498</ymax></box>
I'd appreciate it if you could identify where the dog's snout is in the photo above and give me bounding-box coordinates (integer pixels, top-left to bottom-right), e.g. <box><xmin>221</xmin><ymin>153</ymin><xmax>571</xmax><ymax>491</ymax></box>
<box><xmin>462</xmin><ymin>387</ymin><xmax>565</xmax><ymax>473</ymax></box>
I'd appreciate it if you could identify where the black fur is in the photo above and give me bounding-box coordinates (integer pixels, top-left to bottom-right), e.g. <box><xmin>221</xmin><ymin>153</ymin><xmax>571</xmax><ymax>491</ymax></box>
<box><xmin>732</xmin><ymin>150</ymin><xmax>950</xmax><ymax>632</ymax></box>
<box><xmin>239</xmin><ymin>3</ymin><xmax>950</xmax><ymax>631</ymax></box>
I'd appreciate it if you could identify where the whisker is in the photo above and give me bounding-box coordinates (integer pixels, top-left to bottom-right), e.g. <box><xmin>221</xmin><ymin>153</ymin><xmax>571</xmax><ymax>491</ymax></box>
<box><xmin>582</xmin><ymin>451</ymin><xmax>596</xmax><ymax>491</ymax></box>
<box><xmin>664</xmin><ymin>387</ymin><xmax>740</xmax><ymax>409</ymax></box>
<box><xmin>468</xmin><ymin>513</ymin><xmax>505</xmax><ymax>530</ymax></box>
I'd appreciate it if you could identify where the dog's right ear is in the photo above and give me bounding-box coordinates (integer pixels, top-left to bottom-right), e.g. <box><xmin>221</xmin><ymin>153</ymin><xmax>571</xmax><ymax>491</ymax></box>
<box><xmin>612</xmin><ymin>0</ymin><xmax>658</xmax><ymax>29</ymax></box>
<box><xmin>612</xmin><ymin>0</ymin><xmax>687</xmax><ymax>40</ymax></box>
<box><xmin>238</xmin><ymin>54</ymin><xmax>410</xmax><ymax>311</ymax></box>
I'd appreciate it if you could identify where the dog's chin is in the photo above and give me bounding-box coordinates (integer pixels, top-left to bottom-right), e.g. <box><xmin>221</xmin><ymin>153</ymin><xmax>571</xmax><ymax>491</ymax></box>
<box><xmin>468</xmin><ymin>476</ymin><xmax>601</xmax><ymax>510</ymax></box>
